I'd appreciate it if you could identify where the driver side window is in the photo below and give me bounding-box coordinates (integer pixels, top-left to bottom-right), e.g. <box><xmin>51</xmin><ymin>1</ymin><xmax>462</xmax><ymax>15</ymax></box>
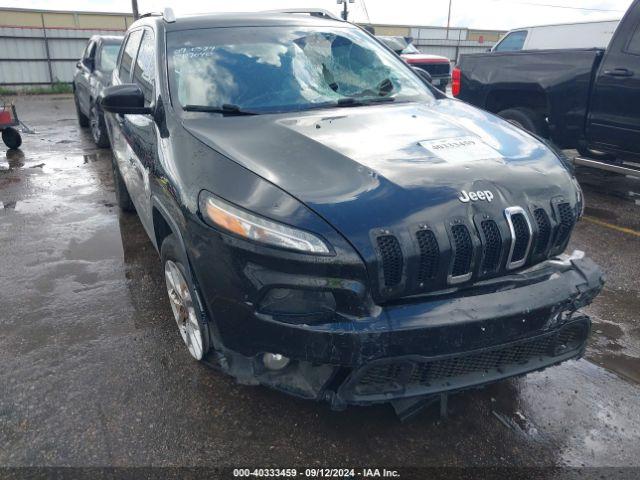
<box><xmin>118</xmin><ymin>30</ymin><xmax>143</xmax><ymax>82</ymax></box>
<box><xmin>133</xmin><ymin>29</ymin><xmax>156</xmax><ymax>107</ymax></box>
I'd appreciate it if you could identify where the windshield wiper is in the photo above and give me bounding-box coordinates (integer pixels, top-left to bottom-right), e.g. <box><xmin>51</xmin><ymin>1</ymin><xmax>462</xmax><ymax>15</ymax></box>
<box><xmin>183</xmin><ymin>104</ymin><xmax>259</xmax><ymax>116</ymax></box>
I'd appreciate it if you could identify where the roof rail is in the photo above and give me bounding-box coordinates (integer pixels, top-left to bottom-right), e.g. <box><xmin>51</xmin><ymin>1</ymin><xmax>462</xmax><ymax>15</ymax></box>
<box><xmin>136</xmin><ymin>8</ymin><xmax>175</xmax><ymax>22</ymax></box>
<box><xmin>138</xmin><ymin>11</ymin><xmax>161</xmax><ymax>19</ymax></box>
<box><xmin>262</xmin><ymin>8</ymin><xmax>342</xmax><ymax>21</ymax></box>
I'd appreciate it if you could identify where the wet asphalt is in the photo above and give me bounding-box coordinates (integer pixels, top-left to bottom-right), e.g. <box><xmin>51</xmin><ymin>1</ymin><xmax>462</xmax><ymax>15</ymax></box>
<box><xmin>1</xmin><ymin>95</ymin><xmax>639</xmax><ymax>470</ymax></box>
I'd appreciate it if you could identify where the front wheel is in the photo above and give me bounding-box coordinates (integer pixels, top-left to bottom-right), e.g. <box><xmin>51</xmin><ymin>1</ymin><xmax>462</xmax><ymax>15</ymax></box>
<box><xmin>2</xmin><ymin>127</ymin><xmax>22</xmax><ymax>149</ymax></box>
<box><xmin>498</xmin><ymin>107</ymin><xmax>548</xmax><ymax>137</ymax></box>
<box><xmin>161</xmin><ymin>234</ymin><xmax>211</xmax><ymax>361</ymax></box>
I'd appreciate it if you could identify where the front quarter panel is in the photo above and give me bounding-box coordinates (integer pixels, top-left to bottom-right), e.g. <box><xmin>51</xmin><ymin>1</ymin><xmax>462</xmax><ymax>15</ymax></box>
<box><xmin>150</xmin><ymin>110</ymin><xmax>371</xmax><ymax>351</ymax></box>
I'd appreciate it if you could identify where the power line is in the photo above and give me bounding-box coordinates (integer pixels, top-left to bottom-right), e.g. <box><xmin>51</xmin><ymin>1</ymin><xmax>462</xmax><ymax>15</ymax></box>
<box><xmin>492</xmin><ymin>0</ymin><xmax>625</xmax><ymax>12</ymax></box>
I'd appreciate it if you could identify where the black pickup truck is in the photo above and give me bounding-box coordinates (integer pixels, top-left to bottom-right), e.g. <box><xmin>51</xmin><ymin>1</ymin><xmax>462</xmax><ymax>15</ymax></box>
<box><xmin>454</xmin><ymin>0</ymin><xmax>640</xmax><ymax>159</ymax></box>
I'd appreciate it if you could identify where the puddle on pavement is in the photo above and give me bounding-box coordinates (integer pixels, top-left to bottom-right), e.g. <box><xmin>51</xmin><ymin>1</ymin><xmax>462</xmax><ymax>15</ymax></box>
<box><xmin>1</xmin><ymin>150</ymin><xmax>26</xmax><ymax>175</ymax></box>
<box><xmin>64</xmin><ymin>223</ymin><xmax>126</xmax><ymax>262</ymax></box>
<box><xmin>487</xmin><ymin>359</ymin><xmax>640</xmax><ymax>466</ymax></box>
<box><xmin>585</xmin><ymin>288</ymin><xmax>640</xmax><ymax>384</ymax></box>
<box><xmin>589</xmin><ymin>352</ymin><xmax>640</xmax><ymax>385</ymax></box>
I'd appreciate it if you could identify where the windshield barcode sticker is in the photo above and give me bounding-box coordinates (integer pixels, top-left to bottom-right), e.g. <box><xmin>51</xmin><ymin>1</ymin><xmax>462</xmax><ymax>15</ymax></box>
<box><xmin>419</xmin><ymin>136</ymin><xmax>501</xmax><ymax>163</ymax></box>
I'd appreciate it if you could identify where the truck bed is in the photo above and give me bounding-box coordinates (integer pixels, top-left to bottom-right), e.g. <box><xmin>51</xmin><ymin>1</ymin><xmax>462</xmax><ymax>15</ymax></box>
<box><xmin>456</xmin><ymin>48</ymin><xmax>604</xmax><ymax>148</ymax></box>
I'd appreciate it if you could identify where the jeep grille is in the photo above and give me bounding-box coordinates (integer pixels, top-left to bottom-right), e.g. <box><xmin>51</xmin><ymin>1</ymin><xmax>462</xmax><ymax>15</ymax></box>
<box><xmin>372</xmin><ymin>201</ymin><xmax>576</xmax><ymax>301</ymax></box>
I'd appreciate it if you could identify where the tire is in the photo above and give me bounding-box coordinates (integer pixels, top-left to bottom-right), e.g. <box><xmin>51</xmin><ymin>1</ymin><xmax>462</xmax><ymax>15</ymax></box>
<box><xmin>498</xmin><ymin>108</ymin><xmax>548</xmax><ymax>137</ymax></box>
<box><xmin>74</xmin><ymin>92</ymin><xmax>89</xmax><ymax>128</ymax></box>
<box><xmin>112</xmin><ymin>157</ymin><xmax>135</xmax><ymax>212</ymax></box>
<box><xmin>2</xmin><ymin>127</ymin><xmax>22</xmax><ymax>150</ymax></box>
<box><xmin>161</xmin><ymin>234</ymin><xmax>211</xmax><ymax>361</ymax></box>
<box><xmin>90</xmin><ymin>103</ymin><xmax>110</xmax><ymax>148</ymax></box>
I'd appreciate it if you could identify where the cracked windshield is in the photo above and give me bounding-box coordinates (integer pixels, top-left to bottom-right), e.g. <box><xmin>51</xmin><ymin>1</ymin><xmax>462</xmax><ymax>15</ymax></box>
<box><xmin>167</xmin><ymin>26</ymin><xmax>434</xmax><ymax>113</ymax></box>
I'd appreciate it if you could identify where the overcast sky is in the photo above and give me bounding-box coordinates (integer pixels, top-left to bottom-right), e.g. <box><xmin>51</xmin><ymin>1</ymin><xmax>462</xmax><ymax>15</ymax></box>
<box><xmin>0</xmin><ymin>0</ymin><xmax>633</xmax><ymax>30</ymax></box>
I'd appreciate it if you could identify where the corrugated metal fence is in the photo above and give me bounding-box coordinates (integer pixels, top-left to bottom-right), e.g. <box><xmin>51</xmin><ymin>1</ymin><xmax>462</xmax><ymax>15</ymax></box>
<box><xmin>415</xmin><ymin>39</ymin><xmax>495</xmax><ymax>61</ymax></box>
<box><xmin>410</xmin><ymin>27</ymin><xmax>496</xmax><ymax>62</ymax></box>
<box><xmin>0</xmin><ymin>25</ymin><xmax>125</xmax><ymax>87</ymax></box>
<box><xmin>0</xmin><ymin>18</ymin><xmax>498</xmax><ymax>88</ymax></box>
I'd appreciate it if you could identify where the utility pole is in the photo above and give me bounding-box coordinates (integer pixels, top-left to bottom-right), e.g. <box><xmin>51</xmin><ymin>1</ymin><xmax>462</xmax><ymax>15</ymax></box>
<box><xmin>337</xmin><ymin>0</ymin><xmax>355</xmax><ymax>21</ymax></box>
<box><xmin>446</xmin><ymin>0</ymin><xmax>452</xmax><ymax>39</ymax></box>
<box><xmin>132</xmin><ymin>0</ymin><xmax>139</xmax><ymax>20</ymax></box>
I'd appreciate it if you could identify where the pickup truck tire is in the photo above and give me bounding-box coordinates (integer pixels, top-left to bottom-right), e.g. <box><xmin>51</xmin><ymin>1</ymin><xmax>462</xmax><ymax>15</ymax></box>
<box><xmin>498</xmin><ymin>108</ymin><xmax>548</xmax><ymax>137</ymax></box>
<box><xmin>161</xmin><ymin>234</ymin><xmax>211</xmax><ymax>361</ymax></box>
<box><xmin>112</xmin><ymin>157</ymin><xmax>135</xmax><ymax>212</ymax></box>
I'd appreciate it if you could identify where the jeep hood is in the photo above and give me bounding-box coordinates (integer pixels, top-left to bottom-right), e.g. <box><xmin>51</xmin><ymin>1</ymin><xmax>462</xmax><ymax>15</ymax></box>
<box><xmin>182</xmin><ymin>99</ymin><xmax>577</xmax><ymax>262</ymax></box>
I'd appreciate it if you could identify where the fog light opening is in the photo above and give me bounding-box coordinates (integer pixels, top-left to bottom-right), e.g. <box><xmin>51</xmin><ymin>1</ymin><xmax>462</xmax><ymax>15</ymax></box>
<box><xmin>262</xmin><ymin>352</ymin><xmax>290</xmax><ymax>371</ymax></box>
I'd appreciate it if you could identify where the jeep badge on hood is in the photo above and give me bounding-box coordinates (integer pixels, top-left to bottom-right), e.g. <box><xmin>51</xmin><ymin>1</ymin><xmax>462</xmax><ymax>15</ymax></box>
<box><xmin>458</xmin><ymin>190</ymin><xmax>494</xmax><ymax>203</ymax></box>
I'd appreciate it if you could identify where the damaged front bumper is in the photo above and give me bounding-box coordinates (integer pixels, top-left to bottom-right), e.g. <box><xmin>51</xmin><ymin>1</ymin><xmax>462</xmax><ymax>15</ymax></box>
<box><xmin>212</xmin><ymin>251</ymin><xmax>604</xmax><ymax>408</ymax></box>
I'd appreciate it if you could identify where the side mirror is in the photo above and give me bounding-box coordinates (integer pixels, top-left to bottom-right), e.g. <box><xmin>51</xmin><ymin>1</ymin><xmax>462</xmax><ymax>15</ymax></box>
<box><xmin>99</xmin><ymin>84</ymin><xmax>152</xmax><ymax>115</ymax></box>
<box><xmin>412</xmin><ymin>67</ymin><xmax>432</xmax><ymax>84</ymax></box>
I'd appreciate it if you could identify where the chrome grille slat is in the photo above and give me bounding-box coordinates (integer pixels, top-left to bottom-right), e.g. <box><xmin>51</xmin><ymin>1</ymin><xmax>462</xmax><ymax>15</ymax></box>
<box><xmin>504</xmin><ymin>206</ymin><xmax>533</xmax><ymax>270</ymax></box>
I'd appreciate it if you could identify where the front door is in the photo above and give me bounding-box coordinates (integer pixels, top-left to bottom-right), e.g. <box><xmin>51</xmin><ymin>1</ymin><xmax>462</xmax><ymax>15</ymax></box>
<box><xmin>587</xmin><ymin>0</ymin><xmax>640</xmax><ymax>156</ymax></box>
<box><xmin>122</xmin><ymin>27</ymin><xmax>158</xmax><ymax>237</ymax></box>
<box><xmin>76</xmin><ymin>41</ymin><xmax>96</xmax><ymax>114</ymax></box>
<box><xmin>108</xmin><ymin>29</ymin><xmax>143</xmax><ymax>222</ymax></box>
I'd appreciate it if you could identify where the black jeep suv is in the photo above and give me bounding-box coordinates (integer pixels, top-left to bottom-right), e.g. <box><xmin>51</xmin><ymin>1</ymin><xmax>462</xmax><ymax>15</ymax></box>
<box><xmin>100</xmin><ymin>10</ymin><xmax>603</xmax><ymax>409</ymax></box>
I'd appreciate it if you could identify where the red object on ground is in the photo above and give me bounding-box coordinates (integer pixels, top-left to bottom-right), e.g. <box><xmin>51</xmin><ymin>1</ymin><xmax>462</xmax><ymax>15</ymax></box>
<box><xmin>0</xmin><ymin>104</ymin><xmax>18</xmax><ymax>127</ymax></box>
<box><xmin>0</xmin><ymin>110</ymin><xmax>12</xmax><ymax>125</ymax></box>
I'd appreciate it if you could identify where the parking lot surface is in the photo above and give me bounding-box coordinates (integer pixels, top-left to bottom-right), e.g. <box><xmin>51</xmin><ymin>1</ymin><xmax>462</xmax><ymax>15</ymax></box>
<box><xmin>1</xmin><ymin>95</ymin><xmax>639</xmax><ymax>469</ymax></box>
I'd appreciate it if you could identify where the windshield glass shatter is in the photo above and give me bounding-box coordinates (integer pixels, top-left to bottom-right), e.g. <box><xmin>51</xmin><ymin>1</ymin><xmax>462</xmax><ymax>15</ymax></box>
<box><xmin>168</xmin><ymin>27</ymin><xmax>434</xmax><ymax>113</ymax></box>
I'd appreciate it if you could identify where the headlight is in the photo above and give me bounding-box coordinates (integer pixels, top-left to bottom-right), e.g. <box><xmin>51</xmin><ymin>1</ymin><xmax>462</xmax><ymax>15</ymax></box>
<box><xmin>199</xmin><ymin>192</ymin><xmax>331</xmax><ymax>255</ymax></box>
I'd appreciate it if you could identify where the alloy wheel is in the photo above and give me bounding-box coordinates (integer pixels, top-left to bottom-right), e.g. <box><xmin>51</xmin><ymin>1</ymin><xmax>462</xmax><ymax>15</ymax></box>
<box><xmin>164</xmin><ymin>260</ymin><xmax>204</xmax><ymax>360</ymax></box>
